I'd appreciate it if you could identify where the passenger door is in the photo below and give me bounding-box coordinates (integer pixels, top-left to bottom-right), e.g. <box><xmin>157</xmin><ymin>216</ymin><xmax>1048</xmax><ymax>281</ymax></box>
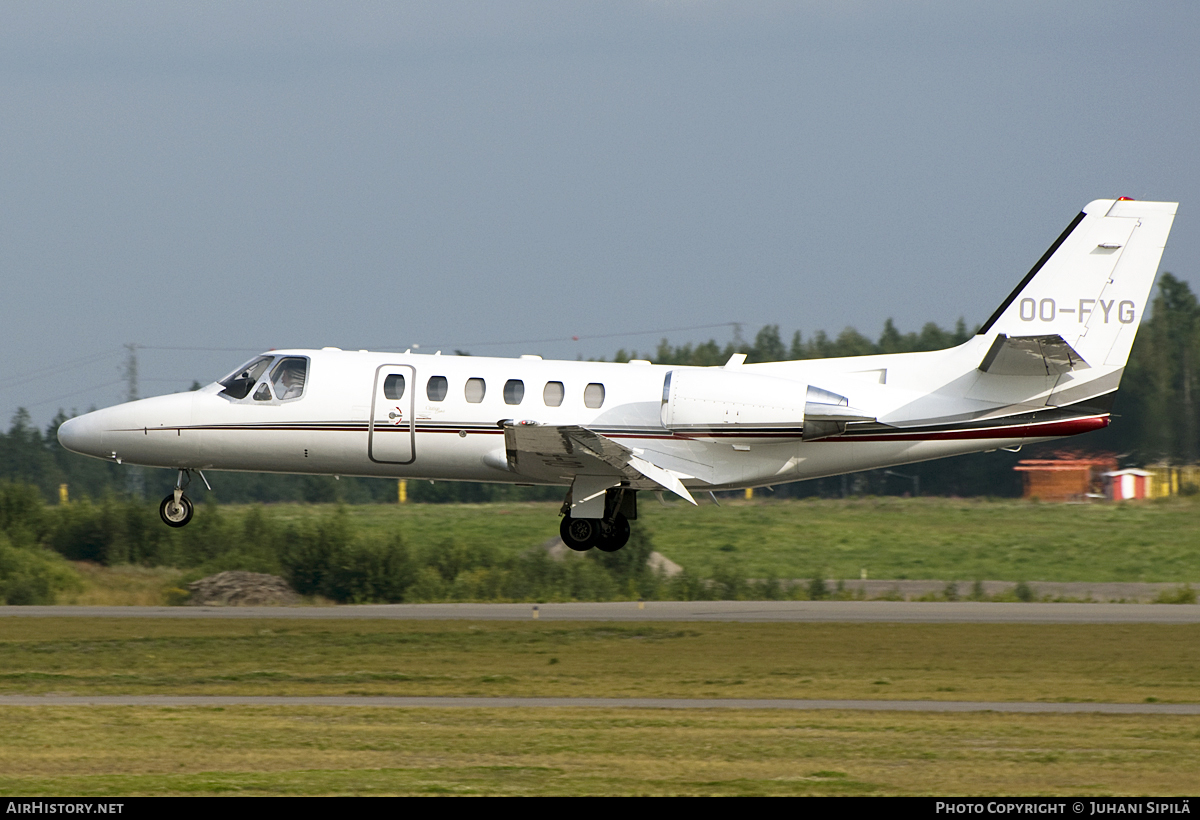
<box><xmin>368</xmin><ymin>364</ymin><xmax>416</xmax><ymax>464</ymax></box>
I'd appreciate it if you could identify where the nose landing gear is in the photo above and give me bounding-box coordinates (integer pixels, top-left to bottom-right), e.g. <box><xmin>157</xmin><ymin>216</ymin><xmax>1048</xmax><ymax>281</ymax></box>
<box><xmin>159</xmin><ymin>493</ymin><xmax>194</xmax><ymax>528</ymax></box>
<box><xmin>158</xmin><ymin>469</ymin><xmax>210</xmax><ymax>528</ymax></box>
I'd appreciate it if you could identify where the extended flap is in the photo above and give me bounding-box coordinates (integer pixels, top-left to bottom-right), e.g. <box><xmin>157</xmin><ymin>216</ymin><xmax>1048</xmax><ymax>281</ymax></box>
<box><xmin>503</xmin><ymin>422</ymin><xmax>696</xmax><ymax>504</ymax></box>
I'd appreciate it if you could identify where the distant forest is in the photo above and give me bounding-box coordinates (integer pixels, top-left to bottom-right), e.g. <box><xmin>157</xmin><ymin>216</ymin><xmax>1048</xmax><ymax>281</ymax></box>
<box><xmin>3</xmin><ymin>273</ymin><xmax>1197</xmax><ymax>504</ymax></box>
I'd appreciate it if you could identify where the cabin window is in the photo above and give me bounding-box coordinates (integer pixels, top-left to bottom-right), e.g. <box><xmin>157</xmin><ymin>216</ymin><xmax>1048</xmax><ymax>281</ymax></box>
<box><xmin>270</xmin><ymin>357</ymin><xmax>308</xmax><ymax>400</ymax></box>
<box><xmin>504</xmin><ymin>379</ymin><xmax>525</xmax><ymax>405</ymax></box>
<box><xmin>584</xmin><ymin>383</ymin><xmax>605</xmax><ymax>409</ymax></box>
<box><xmin>543</xmin><ymin>381</ymin><xmax>564</xmax><ymax>407</ymax></box>
<box><xmin>427</xmin><ymin>376</ymin><xmax>448</xmax><ymax>402</ymax></box>
<box><xmin>383</xmin><ymin>373</ymin><xmax>405</xmax><ymax>401</ymax></box>
<box><xmin>218</xmin><ymin>356</ymin><xmax>273</xmax><ymax>400</ymax></box>
<box><xmin>465</xmin><ymin>378</ymin><xmax>486</xmax><ymax>403</ymax></box>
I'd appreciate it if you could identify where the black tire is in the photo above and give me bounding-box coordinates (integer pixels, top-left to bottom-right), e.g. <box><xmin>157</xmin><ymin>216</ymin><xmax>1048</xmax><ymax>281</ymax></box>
<box><xmin>594</xmin><ymin>513</ymin><xmax>631</xmax><ymax>552</ymax></box>
<box><xmin>559</xmin><ymin>514</ymin><xmax>597</xmax><ymax>551</ymax></box>
<box><xmin>159</xmin><ymin>494</ymin><xmax>194</xmax><ymax>528</ymax></box>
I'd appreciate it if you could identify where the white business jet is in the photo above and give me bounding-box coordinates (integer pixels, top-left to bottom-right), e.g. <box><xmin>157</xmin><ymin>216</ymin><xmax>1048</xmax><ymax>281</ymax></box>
<box><xmin>58</xmin><ymin>198</ymin><xmax>1177</xmax><ymax>552</ymax></box>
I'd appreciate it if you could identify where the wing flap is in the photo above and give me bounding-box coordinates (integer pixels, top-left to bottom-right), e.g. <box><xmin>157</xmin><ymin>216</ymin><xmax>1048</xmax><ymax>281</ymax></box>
<box><xmin>503</xmin><ymin>422</ymin><xmax>697</xmax><ymax>504</ymax></box>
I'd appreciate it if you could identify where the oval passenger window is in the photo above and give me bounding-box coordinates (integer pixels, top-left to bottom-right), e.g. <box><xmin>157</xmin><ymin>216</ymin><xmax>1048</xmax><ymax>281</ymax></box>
<box><xmin>583</xmin><ymin>383</ymin><xmax>605</xmax><ymax>409</ymax></box>
<box><xmin>465</xmin><ymin>378</ymin><xmax>486</xmax><ymax>403</ymax></box>
<box><xmin>427</xmin><ymin>376</ymin><xmax>448</xmax><ymax>402</ymax></box>
<box><xmin>384</xmin><ymin>374</ymin><xmax>405</xmax><ymax>400</ymax></box>
<box><xmin>504</xmin><ymin>379</ymin><xmax>525</xmax><ymax>405</ymax></box>
<box><xmin>543</xmin><ymin>381</ymin><xmax>564</xmax><ymax>407</ymax></box>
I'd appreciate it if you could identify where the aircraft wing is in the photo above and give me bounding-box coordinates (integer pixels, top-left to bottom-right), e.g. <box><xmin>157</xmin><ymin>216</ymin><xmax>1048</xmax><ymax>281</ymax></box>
<box><xmin>503</xmin><ymin>422</ymin><xmax>697</xmax><ymax>504</ymax></box>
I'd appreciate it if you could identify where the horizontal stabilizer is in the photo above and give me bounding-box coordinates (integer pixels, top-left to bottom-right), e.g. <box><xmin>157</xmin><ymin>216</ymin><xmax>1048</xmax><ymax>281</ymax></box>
<box><xmin>978</xmin><ymin>334</ymin><xmax>1089</xmax><ymax>377</ymax></box>
<box><xmin>503</xmin><ymin>422</ymin><xmax>697</xmax><ymax>504</ymax></box>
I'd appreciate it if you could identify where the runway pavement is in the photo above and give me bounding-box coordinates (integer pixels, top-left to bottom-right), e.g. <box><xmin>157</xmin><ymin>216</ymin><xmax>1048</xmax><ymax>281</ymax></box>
<box><xmin>0</xmin><ymin>694</ymin><xmax>1196</xmax><ymax>713</ymax></box>
<box><xmin>2</xmin><ymin>601</ymin><xmax>1199</xmax><ymax>623</ymax></box>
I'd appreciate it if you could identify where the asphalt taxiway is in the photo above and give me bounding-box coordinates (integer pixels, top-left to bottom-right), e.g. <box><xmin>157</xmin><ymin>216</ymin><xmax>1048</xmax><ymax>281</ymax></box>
<box><xmin>2</xmin><ymin>601</ymin><xmax>1198</xmax><ymax>623</ymax></box>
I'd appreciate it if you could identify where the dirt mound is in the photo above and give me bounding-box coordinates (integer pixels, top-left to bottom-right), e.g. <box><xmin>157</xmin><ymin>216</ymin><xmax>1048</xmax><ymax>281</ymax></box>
<box><xmin>187</xmin><ymin>571</ymin><xmax>301</xmax><ymax>606</ymax></box>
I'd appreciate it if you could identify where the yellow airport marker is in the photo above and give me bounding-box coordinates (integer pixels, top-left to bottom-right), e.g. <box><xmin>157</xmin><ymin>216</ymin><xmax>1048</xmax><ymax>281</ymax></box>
<box><xmin>532</xmin><ymin>605</ymin><xmax>539</xmax><ymax>620</ymax></box>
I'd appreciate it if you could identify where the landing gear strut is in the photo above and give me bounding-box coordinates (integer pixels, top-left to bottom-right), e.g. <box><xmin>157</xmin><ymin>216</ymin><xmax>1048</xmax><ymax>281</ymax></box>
<box><xmin>158</xmin><ymin>469</ymin><xmax>209</xmax><ymax>528</ymax></box>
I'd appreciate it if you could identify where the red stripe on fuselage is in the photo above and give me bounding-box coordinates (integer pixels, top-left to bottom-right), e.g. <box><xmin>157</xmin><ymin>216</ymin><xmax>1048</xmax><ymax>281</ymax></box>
<box><xmin>830</xmin><ymin>415</ymin><xmax>1109</xmax><ymax>443</ymax></box>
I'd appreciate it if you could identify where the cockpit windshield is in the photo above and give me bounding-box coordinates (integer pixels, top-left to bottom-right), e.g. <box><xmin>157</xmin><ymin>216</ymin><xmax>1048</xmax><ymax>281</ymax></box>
<box><xmin>218</xmin><ymin>355</ymin><xmax>309</xmax><ymax>402</ymax></box>
<box><xmin>219</xmin><ymin>356</ymin><xmax>274</xmax><ymax>400</ymax></box>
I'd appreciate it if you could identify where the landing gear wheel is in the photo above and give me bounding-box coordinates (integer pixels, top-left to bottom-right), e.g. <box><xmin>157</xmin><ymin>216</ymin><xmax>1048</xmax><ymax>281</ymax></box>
<box><xmin>595</xmin><ymin>513</ymin><xmax>631</xmax><ymax>552</ymax></box>
<box><xmin>560</xmin><ymin>514</ymin><xmax>598</xmax><ymax>552</ymax></box>
<box><xmin>159</xmin><ymin>494</ymin><xmax>194</xmax><ymax>528</ymax></box>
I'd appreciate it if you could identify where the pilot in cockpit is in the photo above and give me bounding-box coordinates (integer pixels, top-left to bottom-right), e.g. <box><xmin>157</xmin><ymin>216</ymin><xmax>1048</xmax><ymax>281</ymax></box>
<box><xmin>271</xmin><ymin>358</ymin><xmax>307</xmax><ymax>400</ymax></box>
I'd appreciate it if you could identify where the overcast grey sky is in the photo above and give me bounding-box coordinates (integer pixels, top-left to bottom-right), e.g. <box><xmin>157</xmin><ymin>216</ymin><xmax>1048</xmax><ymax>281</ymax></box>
<box><xmin>2</xmin><ymin>1</ymin><xmax>1197</xmax><ymax>426</ymax></box>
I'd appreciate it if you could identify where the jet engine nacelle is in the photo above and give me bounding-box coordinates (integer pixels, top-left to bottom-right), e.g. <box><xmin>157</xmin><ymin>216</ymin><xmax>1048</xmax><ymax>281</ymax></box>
<box><xmin>660</xmin><ymin>369</ymin><xmax>805</xmax><ymax>430</ymax></box>
<box><xmin>660</xmin><ymin>368</ymin><xmax>876</xmax><ymax>438</ymax></box>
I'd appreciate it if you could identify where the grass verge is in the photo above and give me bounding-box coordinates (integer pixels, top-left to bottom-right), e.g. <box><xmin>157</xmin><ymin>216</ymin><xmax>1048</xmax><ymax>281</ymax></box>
<box><xmin>1</xmin><ymin>706</ymin><xmax>1197</xmax><ymax>795</ymax></box>
<box><xmin>231</xmin><ymin>496</ymin><xmax>1200</xmax><ymax>584</ymax></box>
<box><xmin>2</xmin><ymin>619</ymin><xmax>1198</xmax><ymax>703</ymax></box>
<box><xmin>58</xmin><ymin>563</ymin><xmax>185</xmax><ymax>606</ymax></box>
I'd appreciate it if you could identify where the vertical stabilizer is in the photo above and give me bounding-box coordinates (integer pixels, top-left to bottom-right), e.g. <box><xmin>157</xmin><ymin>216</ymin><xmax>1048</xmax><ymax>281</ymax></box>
<box><xmin>978</xmin><ymin>199</ymin><xmax>1177</xmax><ymax>369</ymax></box>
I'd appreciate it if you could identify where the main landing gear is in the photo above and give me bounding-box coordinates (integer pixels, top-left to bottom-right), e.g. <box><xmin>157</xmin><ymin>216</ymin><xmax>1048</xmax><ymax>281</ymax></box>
<box><xmin>560</xmin><ymin>512</ymin><xmax>631</xmax><ymax>552</ymax></box>
<box><xmin>559</xmin><ymin>487</ymin><xmax>636</xmax><ymax>552</ymax></box>
<box><xmin>158</xmin><ymin>469</ymin><xmax>210</xmax><ymax>528</ymax></box>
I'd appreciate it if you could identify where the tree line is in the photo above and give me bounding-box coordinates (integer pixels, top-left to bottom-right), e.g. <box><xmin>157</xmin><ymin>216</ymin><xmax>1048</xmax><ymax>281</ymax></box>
<box><xmin>3</xmin><ymin>273</ymin><xmax>1197</xmax><ymax>503</ymax></box>
<box><xmin>0</xmin><ymin>483</ymin><xmax>801</xmax><ymax>605</ymax></box>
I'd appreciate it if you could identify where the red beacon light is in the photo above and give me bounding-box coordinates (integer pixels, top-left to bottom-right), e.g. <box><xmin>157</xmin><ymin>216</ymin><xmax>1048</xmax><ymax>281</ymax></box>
<box><xmin>1118</xmin><ymin>196</ymin><xmax>1135</xmax><ymax>201</ymax></box>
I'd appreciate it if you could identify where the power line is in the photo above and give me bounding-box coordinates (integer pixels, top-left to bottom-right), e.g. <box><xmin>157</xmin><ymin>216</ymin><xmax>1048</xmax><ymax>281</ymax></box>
<box><xmin>2</xmin><ymin>349</ymin><xmax>124</xmax><ymax>389</ymax></box>
<box><xmin>4</xmin><ymin>322</ymin><xmax>743</xmax><ymax>411</ymax></box>
<box><xmin>23</xmin><ymin>380</ymin><xmax>124</xmax><ymax>410</ymax></box>
<box><xmin>366</xmin><ymin>321</ymin><xmax>743</xmax><ymax>351</ymax></box>
<box><xmin>137</xmin><ymin>346</ymin><xmax>264</xmax><ymax>352</ymax></box>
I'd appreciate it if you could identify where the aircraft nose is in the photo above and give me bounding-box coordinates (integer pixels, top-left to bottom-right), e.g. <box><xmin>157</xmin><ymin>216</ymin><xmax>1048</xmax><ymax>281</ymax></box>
<box><xmin>57</xmin><ymin>413</ymin><xmax>104</xmax><ymax>458</ymax></box>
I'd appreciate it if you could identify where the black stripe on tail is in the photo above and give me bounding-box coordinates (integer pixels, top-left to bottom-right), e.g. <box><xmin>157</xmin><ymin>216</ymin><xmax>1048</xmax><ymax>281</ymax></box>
<box><xmin>977</xmin><ymin>210</ymin><xmax>1087</xmax><ymax>334</ymax></box>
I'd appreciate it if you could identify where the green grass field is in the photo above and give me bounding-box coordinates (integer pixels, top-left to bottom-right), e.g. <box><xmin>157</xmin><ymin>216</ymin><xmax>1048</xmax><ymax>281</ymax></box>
<box><xmin>10</xmin><ymin>496</ymin><xmax>1200</xmax><ymax>795</ymax></box>
<box><xmin>3</xmin><ymin>619</ymin><xmax>1198</xmax><ymax>703</ymax></box>
<box><xmin>1</xmin><ymin>618</ymin><xmax>1199</xmax><ymax>795</ymax></box>
<box><xmin>3</xmin><ymin>707</ymin><xmax>1198</xmax><ymax>796</ymax></box>
<box><xmin>252</xmin><ymin>496</ymin><xmax>1200</xmax><ymax>583</ymax></box>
